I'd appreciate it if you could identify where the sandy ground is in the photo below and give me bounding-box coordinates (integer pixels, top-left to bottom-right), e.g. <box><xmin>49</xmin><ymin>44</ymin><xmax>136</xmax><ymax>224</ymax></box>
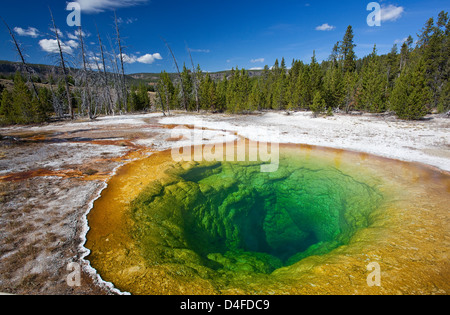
<box><xmin>0</xmin><ymin>111</ymin><xmax>448</xmax><ymax>295</ymax></box>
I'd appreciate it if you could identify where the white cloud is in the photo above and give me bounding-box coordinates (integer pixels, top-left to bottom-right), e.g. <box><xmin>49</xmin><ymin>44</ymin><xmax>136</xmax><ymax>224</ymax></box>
<box><xmin>190</xmin><ymin>49</ymin><xmax>211</xmax><ymax>53</ymax></box>
<box><xmin>137</xmin><ymin>53</ymin><xmax>163</xmax><ymax>64</ymax></box>
<box><xmin>121</xmin><ymin>53</ymin><xmax>163</xmax><ymax>64</ymax></box>
<box><xmin>75</xmin><ymin>0</ymin><xmax>149</xmax><ymax>14</ymax></box>
<box><xmin>14</xmin><ymin>27</ymin><xmax>40</xmax><ymax>38</ymax></box>
<box><xmin>86</xmin><ymin>54</ymin><xmax>105</xmax><ymax>70</ymax></box>
<box><xmin>315</xmin><ymin>23</ymin><xmax>336</xmax><ymax>31</ymax></box>
<box><xmin>39</xmin><ymin>39</ymin><xmax>74</xmax><ymax>54</ymax></box>
<box><xmin>394</xmin><ymin>37</ymin><xmax>408</xmax><ymax>44</ymax></box>
<box><xmin>67</xmin><ymin>29</ymin><xmax>90</xmax><ymax>40</ymax></box>
<box><xmin>251</xmin><ymin>58</ymin><xmax>265</xmax><ymax>63</ymax></box>
<box><xmin>381</xmin><ymin>5</ymin><xmax>404</xmax><ymax>22</ymax></box>
<box><xmin>50</xmin><ymin>28</ymin><xmax>64</xmax><ymax>38</ymax></box>
<box><xmin>117</xmin><ymin>17</ymin><xmax>138</xmax><ymax>25</ymax></box>
<box><xmin>250</xmin><ymin>67</ymin><xmax>263</xmax><ymax>70</ymax></box>
<box><xmin>88</xmin><ymin>57</ymin><xmax>104</xmax><ymax>70</ymax></box>
<box><xmin>121</xmin><ymin>53</ymin><xmax>137</xmax><ymax>64</ymax></box>
<box><xmin>66</xmin><ymin>40</ymin><xmax>79</xmax><ymax>49</ymax></box>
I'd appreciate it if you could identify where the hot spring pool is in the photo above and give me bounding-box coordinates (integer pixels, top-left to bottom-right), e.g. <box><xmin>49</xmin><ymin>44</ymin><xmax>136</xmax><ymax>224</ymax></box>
<box><xmin>85</xmin><ymin>143</ymin><xmax>450</xmax><ymax>295</ymax></box>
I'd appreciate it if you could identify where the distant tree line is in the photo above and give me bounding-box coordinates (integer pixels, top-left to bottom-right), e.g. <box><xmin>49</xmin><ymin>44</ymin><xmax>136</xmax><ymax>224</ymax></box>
<box><xmin>157</xmin><ymin>11</ymin><xmax>449</xmax><ymax>120</ymax></box>
<box><xmin>0</xmin><ymin>11</ymin><xmax>448</xmax><ymax>125</ymax></box>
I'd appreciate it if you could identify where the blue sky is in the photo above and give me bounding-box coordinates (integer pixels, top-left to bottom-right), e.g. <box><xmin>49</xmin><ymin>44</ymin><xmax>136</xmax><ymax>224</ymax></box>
<box><xmin>1</xmin><ymin>0</ymin><xmax>449</xmax><ymax>74</ymax></box>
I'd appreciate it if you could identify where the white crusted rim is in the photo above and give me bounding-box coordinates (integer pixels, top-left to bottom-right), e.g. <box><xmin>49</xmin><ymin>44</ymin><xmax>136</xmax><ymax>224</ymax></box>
<box><xmin>78</xmin><ymin>163</ymin><xmax>131</xmax><ymax>295</ymax></box>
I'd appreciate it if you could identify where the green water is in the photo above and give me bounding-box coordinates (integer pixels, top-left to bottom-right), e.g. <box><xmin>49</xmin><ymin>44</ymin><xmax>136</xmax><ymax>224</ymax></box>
<box><xmin>130</xmin><ymin>155</ymin><xmax>383</xmax><ymax>276</ymax></box>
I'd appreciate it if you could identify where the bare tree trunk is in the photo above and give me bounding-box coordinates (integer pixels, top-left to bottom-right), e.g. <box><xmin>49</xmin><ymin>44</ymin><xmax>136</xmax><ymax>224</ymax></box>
<box><xmin>162</xmin><ymin>37</ymin><xmax>188</xmax><ymax>111</ymax></box>
<box><xmin>186</xmin><ymin>44</ymin><xmax>200</xmax><ymax>113</ymax></box>
<box><xmin>107</xmin><ymin>35</ymin><xmax>122</xmax><ymax>115</ymax></box>
<box><xmin>49</xmin><ymin>8</ymin><xmax>73</xmax><ymax>119</ymax></box>
<box><xmin>155</xmin><ymin>84</ymin><xmax>166</xmax><ymax>116</ymax></box>
<box><xmin>1</xmin><ymin>16</ymin><xmax>40</xmax><ymax>100</ymax></box>
<box><xmin>114</xmin><ymin>10</ymin><xmax>128</xmax><ymax>114</ymax></box>
<box><xmin>78</xmin><ymin>26</ymin><xmax>96</xmax><ymax>119</ymax></box>
<box><xmin>96</xmin><ymin>24</ymin><xmax>114</xmax><ymax>116</ymax></box>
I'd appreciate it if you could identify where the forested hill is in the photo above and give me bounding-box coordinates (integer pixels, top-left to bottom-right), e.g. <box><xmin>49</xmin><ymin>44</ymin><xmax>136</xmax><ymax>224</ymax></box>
<box><xmin>0</xmin><ymin>60</ymin><xmax>55</xmax><ymax>80</ymax></box>
<box><xmin>0</xmin><ymin>60</ymin><xmax>144</xmax><ymax>85</ymax></box>
<box><xmin>129</xmin><ymin>70</ymin><xmax>264</xmax><ymax>83</ymax></box>
<box><xmin>0</xmin><ymin>60</ymin><xmax>262</xmax><ymax>84</ymax></box>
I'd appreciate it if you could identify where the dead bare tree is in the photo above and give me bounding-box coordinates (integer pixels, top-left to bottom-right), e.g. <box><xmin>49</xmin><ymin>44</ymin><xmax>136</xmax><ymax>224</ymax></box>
<box><xmin>161</xmin><ymin>37</ymin><xmax>188</xmax><ymax>111</ymax></box>
<box><xmin>155</xmin><ymin>83</ymin><xmax>166</xmax><ymax>116</ymax></box>
<box><xmin>1</xmin><ymin>16</ymin><xmax>40</xmax><ymax>99</ymax></box>
<box><xmin>96</xmin><ymin>23</ymin><xmax>114</xmax><ymax>115</ymax></box>
<box><xmin>76</xmin><ymin>26</ymin><xmax>96</xmax><ymax>119</ymax></box>
<box><xmin>107</xmin><ymin>34</ymin><xmax>122</xmax><ymax>114</ymax></box>
<box><xmin>49</xmin><ymin>7</ymin><xmax>74</xmax><ymax>119</ymax></box>
<box><xmin>114</xmin><ymin>10</ymin><xmax>128</xmax><ymax>113</ymax></box>
<box><xmin>47</xmin><ymin>68</ymin><xmax>64</xmax><ymax>118</ymax></box>
<box><xmin>186</xmin><ymin>43</ymin><xmax>200</xmax><ymax>112</ymax></box>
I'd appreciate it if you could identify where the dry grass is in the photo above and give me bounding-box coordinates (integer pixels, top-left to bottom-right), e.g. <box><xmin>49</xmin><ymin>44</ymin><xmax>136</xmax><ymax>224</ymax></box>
<box><xmin>0</xmin><ymin>181</ymin><xmax>18</xmax><ymax>203</ymax></box>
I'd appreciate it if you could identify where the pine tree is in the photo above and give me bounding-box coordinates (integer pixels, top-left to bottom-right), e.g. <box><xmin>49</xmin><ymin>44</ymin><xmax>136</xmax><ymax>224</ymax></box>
<box><xmin>391</xmin><ymin>59</ymin><xmax>431</xmax><ymax>120</ymax></box>
<box><xmin>260</xmin><ymin>65</ymin><xmax>271</xmax><ymax>109</ymax></box>
<box><xmin>0</xmin><ymin>89</ymin><xmax>13</xmax><ymax>124</ymax></box>
<box><xmin>33</xmin><ymin>88</ymin><xmax>49</xmax><ymax>123</ymax></box>
<box><xmin>438</xmin><ymin>12</ymin><xmax>450</xmax><ymax>112</ymax></box>
<box><xmin>298</xmin><ymin>66</ymin><xmax>311</xmax><ymax>109</ymax></box>
<box><xmin>341</xmin><ymin>26</ymin><xmax>357</xmax><ymax>73</ymax></box>
<box><xmin>287</xmin><ymin>60</ymin><xmax>303</xmax><ymax>109</ymax></box>
<box><xmin>159</xmin><ymin>71</ymin><xmax>176</xmax><ymax>110</ymax></box>
<box><xmin>37</xmin><ymin>87</ymin><xmax>53</xmax><ymax>116</ymax></box>
<box><xmin>225</xmin><ymin>68</ymin><xmax>238</xmax><ymax>112</ymax></box>
<box><xmin>129</xmin><ymin>84</ymin><xmax>150</xmax><ymax>112</ymax></box>
<box><xmin>199</xmin><ymin>73</ymin><xmax>217</xmax><ymax>111</ymax></box>
<box><xmin>386</xmin><ymin>44</ymin><xmax>400</xmax><ymax>88</ymax></box>
<box><xmin>357</xmin><ymin>45</ymin><xmax>387</xmax><ymax>112</ymax></box>
<box><xmin>129</xmin><ymin>85</ymin><xmax>139</xmax><ymax>111</ymax></box>
<box><xmin>139</xmin><ymin>84</ymin><xmax>151</xmax><ymax>110</ymax></box>
<box><xmin>248</xmin><ymin>80</ymin><xmax>261</xmax><ymax>111</ymax></box>
<box><xmin>330</xmin><ymin>41</ymin><xmax>341</xmax><ymax>67</ymax></box>
<box><xmin>280</xmin><ymin>57</ymin><xmax>286</xmax><ymax>71</ymax></box>
<box><xmin>400</xmin><ymin>35</ymin><xmax>414</xmax><ymax>72</ymax></box>
<box><xmin>11</xmin><ymin>72</ymin><xmax>34</xmax><ymax>123</ymax></box>
<box><xmin>323</xmin><ymin>62</ymin><xmax>344</xmax><ymax>109</ymax></box>
<box><xmin>236</xmin><ymin>68</ymin><xmax>251</xmax><ymax>112</ymax></box>
<box><xmin>310</xmin><ymin>91</ymin><xmax>326</xmax><ymax>117</ymax></box>
<box><xmin>327</xmin><ymin>106</ymin><xmax>334</xmax><ymax>116</ymax></box>
<box><xmin>343</xmin><ymin>70</ymin><xmax>359</xmax><ymax>113</ymax></box>
<box><xmin>438</xmin><ymin>81</ymin><xmax>450</xmax><ymax>113</ymax></box>
<box><xmin>216</xmin><ymin>74</ymin><xmax>228</xmax><ymax>112</ymax></box>
<box><xmin>272</xmin><ymin>72</ymin><xmax>287</xmax><ymax>110</ymax></box>
<box><xmin>181</xmin><ymin>63</ymin><xmax>194</xmax><ymax>110</ymax></box>
<box><xmin>417</xmin><ymin>18</ymin><xmax>435</xmax><ymax>48</ymax></box>
<box><xmin>272</xmin><ymin>59</ymin><xmax>280</xmax><ymax>77</ymax></box>
<box><xmin>308</xmin><ymin>51</ymin><xmax>322</xmax><ymax>108</ymax></box>
<box><xmin>426</xmin><ymin>12</ymin><xmax>448</xmax><ymax>107</ymax></box>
